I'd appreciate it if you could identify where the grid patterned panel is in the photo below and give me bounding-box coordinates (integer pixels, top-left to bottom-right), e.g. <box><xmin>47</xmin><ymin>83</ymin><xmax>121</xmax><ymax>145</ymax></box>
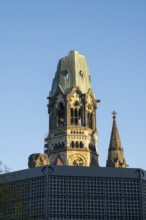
<box><xmin>49</xmin><ymin>217</ymin><xmax>133</xmax><ymax>220</ymax></box>
<box><xmin>143</xmin><ymin>180</ymin><xmax>146</xmax><ymax>219</ymax></box>
<box><xmin>123</xmin><ymin>179</ymin><xmax>140</xmax><ymax>197</ymax></box>
<box><xmin>68</xmin><ymin>177</ymin><xmax>86</xmax><ymax>195</ymax></box>
<box><xmin>123</xmin><ymin>197</ymin><xmax>141</xmax><ymax>217</ymax></box>
<box><xmin>105</xmin><ymin>179</ymin><xmax>122</xmax><ymax>196</ymax></box>
<box><xmin>87</xmin><ymin>217</ymin><xmax>105</xmax><ymax>220</ymax></box>
<box><xmin>30</xmin><ymin>177</ymin><xmax>45</xmax><ymax>196</ymax></box>
<box><xmin>86</xmin><ymin>178</ymin><xmax>104</xmax><ymax>196</ymax></box>
<box><xmin>105</xmin><ymin>218</ymin><xmax>142</xmax><ymax>220</ymax></box>
<box><xmin>48</xmin><ymin>216</ymin><xmax>85</xmax><ymax>220</ymax></box>
<box><xmin>49</xmin><ymin>196</ymin><xmax>67</xmax><ymax>215</ymax></box>
<box><xmin>48</xmin><ymin>176</ymin><xmax>142</xmax><ymax>219</ymax></box>
<box><xmin>0</xmin><ymin>176</ymin><xmax>46</xmax><ymax>219</ymax></box>
<box><xmin>86</xmin><ymin>197</ymin><xmax>104</xmax><ymax>216</ymax></box>
<box><xmin>48</xmin><ymin>176</ymin><xmax>67</xmax><ymax>195</ymax></box>
<box><xmin>105</xmin><ymin>198</ymin><xmax>123</xmax><ymax>216</ymax></box>
<box><xmin>68</xmin><ymin>196</ymin><xmax>86</xmax><ymax>215</ymax></box>
<box><xmin>0</xmin><ymin>171</ymin><xmax>144</xmax><ymax>220</ymax></box>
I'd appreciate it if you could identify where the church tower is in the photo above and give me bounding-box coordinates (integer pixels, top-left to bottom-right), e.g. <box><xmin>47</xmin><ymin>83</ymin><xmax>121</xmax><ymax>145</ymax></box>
<box><xmin>106</xmin><ymin>111</ymin><xmax>127</xmax><ymax>168</ymax></box>
<box><xmin>44</xmin><ymin>51</ymin><xmax>100</xmax><ymax>166</ymax></box>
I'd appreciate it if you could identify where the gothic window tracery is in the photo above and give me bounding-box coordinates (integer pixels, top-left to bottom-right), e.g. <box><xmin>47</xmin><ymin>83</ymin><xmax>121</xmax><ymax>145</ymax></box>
<box><xmin>71</xmin><ymin>101</ymin><xmax>82</xmax><ymax>125</ymax></box>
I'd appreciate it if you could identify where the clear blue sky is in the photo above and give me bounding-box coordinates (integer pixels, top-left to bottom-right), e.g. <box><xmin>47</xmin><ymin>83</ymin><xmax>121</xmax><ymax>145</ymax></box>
<box><xmin>0</xmin><ymin>0</ymin><xmax>146</xmax><ymax>171</ymax></box>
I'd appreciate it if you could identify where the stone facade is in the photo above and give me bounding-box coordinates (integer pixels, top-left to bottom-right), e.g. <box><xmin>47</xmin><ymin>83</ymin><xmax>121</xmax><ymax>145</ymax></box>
<box><xmin>44</xmin><ymin>51</ymin><xmax>100</xmax><ymax>166</ymax></box>
<box><xmin>28</xmin><ymin>51</ymin><xmax>127</xmax><ymax>168</ymax></box>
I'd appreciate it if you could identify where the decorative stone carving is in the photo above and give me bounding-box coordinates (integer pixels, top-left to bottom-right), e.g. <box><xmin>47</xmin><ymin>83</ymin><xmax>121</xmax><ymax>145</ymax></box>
<box><xmin>44</xmin><ymin>51</ymin><xmax>99</xmax><ymax>167</ymax></box>
<box><xmin>28</xmin><ymin>153</ymin><xmax>50</xmax><ymax>168</ymax></box>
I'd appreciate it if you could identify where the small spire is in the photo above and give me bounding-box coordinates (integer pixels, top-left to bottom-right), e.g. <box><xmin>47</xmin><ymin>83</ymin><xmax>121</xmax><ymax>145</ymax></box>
<box><xmin>106</xmin><ymin>112</ymin><xmax>127</xmax><ymax>168</ymax></box>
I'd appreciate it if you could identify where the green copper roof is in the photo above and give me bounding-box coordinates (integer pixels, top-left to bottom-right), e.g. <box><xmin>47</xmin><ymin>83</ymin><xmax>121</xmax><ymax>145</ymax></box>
<box><xmin>50</xmin><ymin>51</ymin><xmax>92</xmax><ymax>96</ymax></box>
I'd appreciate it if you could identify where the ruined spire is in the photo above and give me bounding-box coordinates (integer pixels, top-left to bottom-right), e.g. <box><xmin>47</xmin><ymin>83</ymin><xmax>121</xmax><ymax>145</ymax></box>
<box><xmin>106</xmin><ymin>112</ymin><xmax>127</xmax><ymax>168</ymax></box>
<box><xmin>45</xmin><ymin>51</ymin><xmax>99</xmax><ymax>167</ymax></box>
<box><xmin>50</xmin><ymin>50</ymin><xmax>93</xmax><ymax>97</ymax></box>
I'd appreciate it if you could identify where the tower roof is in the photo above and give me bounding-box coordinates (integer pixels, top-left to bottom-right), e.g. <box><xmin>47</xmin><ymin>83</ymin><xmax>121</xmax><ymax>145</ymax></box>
<box><xmin>50</xmin><ymin>51</ymin><xmax>93</xmax><ymax>97</ymax></box>
<box><xmin>106</xmin><ymin>112</ymin><xmax>127</xmax><ymax>168</ymax></box>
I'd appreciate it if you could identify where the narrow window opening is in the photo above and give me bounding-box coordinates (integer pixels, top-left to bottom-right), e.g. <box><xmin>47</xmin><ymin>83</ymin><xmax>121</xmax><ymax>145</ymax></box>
<box><xmin>71</xmin><ymin>108</ymin><xmax>73</xmax><ymax>117</ymax></box>
<box><xmin>71</xmin><ymin>141</ymin><xmax>75</xmax><ymax>148</ymax></box>
<box><xmin>76</xmin><ymin>141</ymin><xmax>79</xmax><ymax>148</ymax></box>
<box><xmin>79</xmin><ymin>109</ymin><xmax>82</xmax><ymax>125</ymax></box>
<box><xmin>71</xmin><ymin>108</ymin><xmax>74</xmax><ymax>125</ymax></box>
<box><xmin>80</xmin><ymin>141</ymin><xmax>84</xmax><ymax>148</ymax></box>
<box><xmin>75</xmin><ymin>109</ymin><xmax>77</xmax><ymax>117</ymax></box>
<box><xmin>70</xmin><ymin>105</ymin><xmax>83</xmax><ymax>126</ymax></box>
<box><xmin>88</xmin><ymin>112</ymin><xmax>93</xmax><ymax>129</ymax></box>
<box><xmin>57</xmin><ymin>102</ymin><xmax>65</xmax><ymax>126</ymax></box>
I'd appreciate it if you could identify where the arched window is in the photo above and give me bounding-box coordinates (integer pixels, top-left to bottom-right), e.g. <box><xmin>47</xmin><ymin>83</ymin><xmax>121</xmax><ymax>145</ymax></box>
<box><xmin>79</xmin><ymin>109</ymin><xmax>82</xmax><ymax>125</ymax></box>
<box><xmin>88</xmin><ymin>112</ymin><xmax>93</xmax><ymax>129</ymax></box>
<box><xmin>57</xmin><ymin>102</ymin><xmax>65</xmax><ymax>126</ymax></box>
<box><xmin>71</xmin><ymin>101</ymin><xmax>82</xmax><ymax>125</ymax></box>
<box><xmin>76</xmin><ymin>141</ymin><xmax>79</xmax><ymax>148</ymax></box>
<box><xmin>75</xmin><ymin>109</ymin><xmax>78</xmax><ymax>124</ymax></box>
<box><xmin>71</xmin><ymin>141</ymin><xmax>75</xmax><ymax>148</ymax></box>
<box><xmin>80</xmin><ymin>141</ymin><xmax>84</xmax><ymax>148</ymax></box>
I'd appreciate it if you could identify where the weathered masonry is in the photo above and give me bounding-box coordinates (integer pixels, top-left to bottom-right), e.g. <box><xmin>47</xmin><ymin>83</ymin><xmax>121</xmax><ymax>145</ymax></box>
<box><xmin>44</xmin><ymin>51</ymin><xmax>100</xmax><ymax>166</ymax></box>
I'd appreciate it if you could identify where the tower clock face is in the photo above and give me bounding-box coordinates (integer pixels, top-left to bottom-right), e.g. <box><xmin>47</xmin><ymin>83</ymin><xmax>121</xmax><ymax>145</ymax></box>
<box><xmin>68</xmin><ymin>154</ymin><xmax>86</xmax><ymax>166</ymax></box>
